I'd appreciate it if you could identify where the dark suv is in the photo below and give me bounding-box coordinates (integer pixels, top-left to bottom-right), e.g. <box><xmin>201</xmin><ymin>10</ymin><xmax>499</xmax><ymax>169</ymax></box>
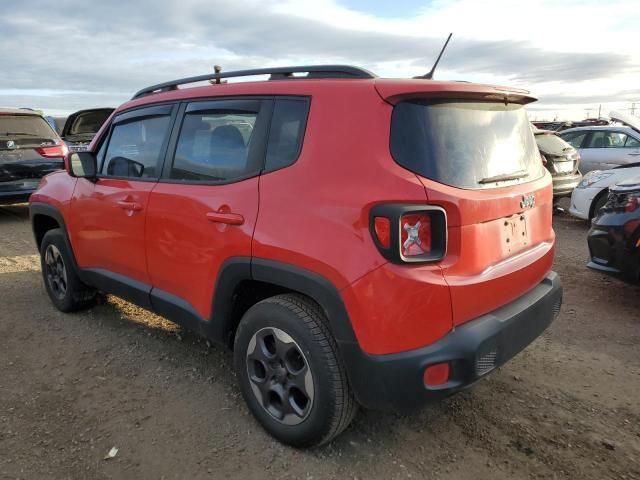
<box><xmin>29</xmin><ymin>65</ymin><xmax>562</xmax><ymax>447</ymax></box>
<box><xmin>1</xmin><ymin>108</ymin><xmax>67</xmax><ymax>204</ymax></box>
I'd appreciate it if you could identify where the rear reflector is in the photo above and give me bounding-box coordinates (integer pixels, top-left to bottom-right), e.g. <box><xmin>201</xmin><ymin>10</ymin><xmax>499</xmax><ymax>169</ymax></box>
<box><xmin>401</xmin><ymin>213</ymin><xmax>432</xmax><ymax>257</ymax></box>
<box><xmin>423</xmin><ymin>363</ymin><xmax>450</xmax><ymax>386</ymax></box>
<box><xmin>35</xmin><ymin>144</ymin><xmax>68</xmax><ymax>158</ymax></box>
<box><xmin>373</xmin><ymin>217</ymin><xmax>391</xmax><ymax>248</ymax></box>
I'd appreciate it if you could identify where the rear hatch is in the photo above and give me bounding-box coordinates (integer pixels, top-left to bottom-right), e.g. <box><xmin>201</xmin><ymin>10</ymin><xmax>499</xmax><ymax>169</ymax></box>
<box><xmin>379</xmin><ymin>80</ymin><xmax>555</xmax><ymax>325</ymax></box>
<box><xmin>0</xmin><ymin>113</ymin><xmax>66</xmax><ymax>193</ymax></box>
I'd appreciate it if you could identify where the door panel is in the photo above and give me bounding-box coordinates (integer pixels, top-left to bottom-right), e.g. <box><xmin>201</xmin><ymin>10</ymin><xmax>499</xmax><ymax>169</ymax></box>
<box><xmin>68</xmin><ymin>104</ymin><xmax>176</xmax><ymax>286</ymax></box>
<box><xmin>146</xmin><ymin>98</ymin><xmax>270</xmax><ymax>320</ymax></box>
<box><xmin>70</xmin><ymin>178</ymin><xmax>155</xmax><ymax>284</ymax></box>
<box><xmin>146</xmin><ymin>180</ymin><xmax>259</xmax><ymax>319</ymax></box>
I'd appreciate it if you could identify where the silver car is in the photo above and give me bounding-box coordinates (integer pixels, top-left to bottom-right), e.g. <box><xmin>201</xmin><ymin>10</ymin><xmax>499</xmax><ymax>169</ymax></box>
<box><xmin>559</xmin><ymin>111</ymin><xmax>640</xmax><ymax>174</ymax></box>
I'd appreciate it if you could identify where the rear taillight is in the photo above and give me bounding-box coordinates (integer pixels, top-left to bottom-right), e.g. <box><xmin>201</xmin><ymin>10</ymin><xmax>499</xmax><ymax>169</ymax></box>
<box><xmin>373</xmin><ymin>217</ymin><xmax>391</xmax><ymax>248</ymax></box>
<box><xmin>370</xmin><ymin>205</ymin><xmax>447</xmax><ymax>263</ymax></box>
<box><xmin>35</xmin><ymin>143</ymin><xmax>68</xmax><ymax>158</ymax></box>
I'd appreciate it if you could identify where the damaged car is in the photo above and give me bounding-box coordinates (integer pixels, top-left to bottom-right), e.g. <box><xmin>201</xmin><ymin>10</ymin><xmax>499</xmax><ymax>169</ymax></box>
<box><xmin>1</xmin><ymin>108</ymin><xmax>67</xmax><ymax>204</ymax></box>
<box><xmin>587</xmin><ymin>175</ymin><xmax>640</xmax><ymax>283</ymax></box>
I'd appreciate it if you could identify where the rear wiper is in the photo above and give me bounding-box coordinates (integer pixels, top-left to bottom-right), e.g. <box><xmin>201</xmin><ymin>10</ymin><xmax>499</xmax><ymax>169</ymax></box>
<box><xmin>479</xmin><ymin>170</ymin><xmax>529</xmax><ymax>184</ymax></box>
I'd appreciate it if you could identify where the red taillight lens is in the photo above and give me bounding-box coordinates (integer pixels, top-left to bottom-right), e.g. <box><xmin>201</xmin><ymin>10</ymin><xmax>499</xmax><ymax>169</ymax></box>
<box><xmin>369</xmin><ymin>205</ymin><xmax>446</xmax><ymax>263</ymax></box>
<box><xmin>373</xmin><ymin>217</ymin><xmax>391</xmax><ymax>248</ymax></box>
<box><xmin>400</xmin><ymin>213</ymin><xmax>431</xmax><ymax>257</ymax></box>
<box><xmin>35</xmin><ymin>143</ymin><xmax>68</xmax><ymax>158</ymax></box>
<box><xmin>423</xmin><ymin>363</ymin><xmax>450</xmax><ymax>386</ymax></box>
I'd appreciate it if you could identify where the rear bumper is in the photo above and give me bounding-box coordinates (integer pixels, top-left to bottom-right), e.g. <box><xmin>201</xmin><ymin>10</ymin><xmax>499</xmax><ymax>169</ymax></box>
<box><xmin>341</xmin><ymin>271</ymin><xmax>562</xmax><ymax>413</ymax></box>
<box><xmin>0</xmin><ymin>189</ymin><xmax>34</xmax><ymax>204</ymax></box>
<box><xmin>552</xmin><ymin>172</ymin><xmax>582</xmax><ymax>198</ymax></box>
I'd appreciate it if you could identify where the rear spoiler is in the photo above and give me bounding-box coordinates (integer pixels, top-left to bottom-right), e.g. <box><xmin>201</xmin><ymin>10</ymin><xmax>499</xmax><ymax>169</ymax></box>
<box><xmin>375</xmin><ymin>79</ymin><xmax>537</xmax><ymax>105</ymax></box>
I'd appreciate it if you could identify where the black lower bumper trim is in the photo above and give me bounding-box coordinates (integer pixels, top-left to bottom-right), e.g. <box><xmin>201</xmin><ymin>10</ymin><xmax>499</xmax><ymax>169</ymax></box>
<box><xmin>341</xmin><ymin>271</ymin><xmax>562</xmax><ymax>413</ymax></box>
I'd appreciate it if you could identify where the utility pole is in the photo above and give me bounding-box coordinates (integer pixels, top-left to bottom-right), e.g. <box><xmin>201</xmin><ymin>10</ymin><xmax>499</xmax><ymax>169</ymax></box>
<box><xmin>598</xmin><ymin>104</ymin><xmax>601</xmax><ymax>119</ymax></box>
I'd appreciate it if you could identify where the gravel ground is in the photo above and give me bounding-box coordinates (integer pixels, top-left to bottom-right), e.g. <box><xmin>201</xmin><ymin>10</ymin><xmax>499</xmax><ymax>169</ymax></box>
<box><xmin>0</xmin><ymin>202</ymin><xmax>638</xmax><ymax>480</ymax></box>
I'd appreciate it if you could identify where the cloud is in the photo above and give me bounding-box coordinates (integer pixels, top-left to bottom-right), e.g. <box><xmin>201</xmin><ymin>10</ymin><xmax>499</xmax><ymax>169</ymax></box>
<box><xmin>1</xmin><ymin>0</ymin><xmax>638</xmax><ymax>114</ymax></box>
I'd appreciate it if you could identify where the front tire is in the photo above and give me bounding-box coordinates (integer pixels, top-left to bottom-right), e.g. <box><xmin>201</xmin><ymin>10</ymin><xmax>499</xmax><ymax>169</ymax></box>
<box><xmin>40</xmin><ymin>228</ymin><xmax>95</xmax><ymax>312</ymax></box>
<box><xmin>234</xmin><ymin>294</ymin><xmax>357</xmax><ymax>447</ymax></box>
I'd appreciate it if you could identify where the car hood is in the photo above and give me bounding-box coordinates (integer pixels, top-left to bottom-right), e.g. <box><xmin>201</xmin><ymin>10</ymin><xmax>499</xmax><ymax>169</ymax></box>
<box><xmin>609</xmin><ymin>110</ymin><xmax>640</xmax><ymax>133</ymax></box>
<box><xmin>611</xmin><ymin>175</ymin><xmax>640</xmax><ymax>192</ymax></box>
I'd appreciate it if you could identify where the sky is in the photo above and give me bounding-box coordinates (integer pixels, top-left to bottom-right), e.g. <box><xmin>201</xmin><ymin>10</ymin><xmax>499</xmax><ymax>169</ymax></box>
<box><xmin>1</xmin><ymin>0</ymin><xmax>639</xmax><ymax>120</ymax></box>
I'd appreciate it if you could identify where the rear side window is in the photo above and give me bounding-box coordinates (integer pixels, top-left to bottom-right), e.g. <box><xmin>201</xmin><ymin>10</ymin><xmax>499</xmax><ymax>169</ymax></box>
<box><xmin>170</xmin><ymin>105</ymin><xmax>260</xmax><ymax>182</ymax></box>
<box><xmin>585</xmin><ymin>131</ymin><xmax>629</xmax><ymax>148</ymax></box>
<box><xmin>391</xmin><ymin>101</ymin><xmax>543</xmax><ymax>189</ymax></box>
<box><xmin>102</xmin><ymin>115</ymin><xmax>171</xmax><ymax>179</ymax></box>
<box><xmin>560</xmin><ymin>131</ymin><xmax>587</xmax><ymax>148</ymax></box>
<box><xmin>626</xmin><ymin>136</ymin><xmax>640</xmax><ymax>148</ymax></box>
<box><xmin>265</xmin><ymin>99</ymin><xmax>309</xmax><ymax>171</ymax></box>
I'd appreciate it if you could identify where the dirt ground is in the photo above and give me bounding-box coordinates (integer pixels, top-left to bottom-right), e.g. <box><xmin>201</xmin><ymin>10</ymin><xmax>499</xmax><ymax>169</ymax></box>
<box><xmin>0</xmin><ymin>202</ymin><xmax>638</xmax><ymax>480</ymax></box>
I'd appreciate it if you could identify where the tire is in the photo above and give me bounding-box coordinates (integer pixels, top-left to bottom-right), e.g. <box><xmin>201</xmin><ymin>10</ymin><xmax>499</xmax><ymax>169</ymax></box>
<box><xmin>40</xmin><ymin>228</ymin><xmax>95</xmax><ymax>312</ymax></box>
<box><xmin>234</xmin><ymin>293</ymin><xmax>357</xmax><ymax>447</ymax></box>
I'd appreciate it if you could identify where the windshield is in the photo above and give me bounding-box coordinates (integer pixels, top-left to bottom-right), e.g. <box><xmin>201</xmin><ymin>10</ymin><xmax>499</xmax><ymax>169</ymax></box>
<box><xmin>0</xmin><ymin>115</ymin><xmax>58</xmax><ymax>139</ymax></box>
<box><xmin>390</xmin><ymin>101</ymin><xmax>543</xmax><ymax>189</ymax></box>
<box><xmin>67</xmin><ymin>110</ymin><xmax>112</xmax><ymax>136</ymax></box>
<box><xmin>535</xmin><ymin>133</ymin><xmax>574</xmax><ymax>156</ymax></box>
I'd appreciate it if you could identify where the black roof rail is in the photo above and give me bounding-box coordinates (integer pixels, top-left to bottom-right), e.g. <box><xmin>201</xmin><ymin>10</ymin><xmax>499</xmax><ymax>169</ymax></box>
<box><xmin>131</xmin><ymin>65</ymin><xmax>377</xmax><ymax>99</ymax></box>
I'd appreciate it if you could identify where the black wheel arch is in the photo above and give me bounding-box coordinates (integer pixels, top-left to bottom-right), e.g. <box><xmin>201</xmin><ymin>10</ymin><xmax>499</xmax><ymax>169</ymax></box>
<box><xmin>210</xmin><ymin>258</ymin><xmax>359</xmax><ymax>349</ymax></box>
<box><xmin>589</xmin><ymin>188</ymin><xmax>609</xmax><ymax>219</ymax></box>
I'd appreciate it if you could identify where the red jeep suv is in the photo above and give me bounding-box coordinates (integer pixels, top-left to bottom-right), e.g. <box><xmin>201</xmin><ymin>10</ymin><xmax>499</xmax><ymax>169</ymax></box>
<box><xmin>29</xmin><ymin>65</ymin><xmax>562</xmax><ymax>447</ymax></box>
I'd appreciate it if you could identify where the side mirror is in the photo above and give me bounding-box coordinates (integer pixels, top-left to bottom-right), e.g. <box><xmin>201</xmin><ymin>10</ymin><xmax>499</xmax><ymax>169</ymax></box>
<box><xmin>68</xmin><ymin>152</ymin><xmax>97</xmax><ymax>178</ymax></box>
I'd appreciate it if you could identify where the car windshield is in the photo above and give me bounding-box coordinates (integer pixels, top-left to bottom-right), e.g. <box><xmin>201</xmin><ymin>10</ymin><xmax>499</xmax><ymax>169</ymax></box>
<box><xmin>390</xmin><ymin>100</ymin><xmax>543</xmax><ymax>189</ymax></box>
<box><xmin>67</xmin><ymin>110</ymin><xmax>112</xmax><ymax>136</ymax></box>
<box><xmin>535</xmin><ymin>133</ymin><xmax>574</xmax><ymax>156</ymax></box>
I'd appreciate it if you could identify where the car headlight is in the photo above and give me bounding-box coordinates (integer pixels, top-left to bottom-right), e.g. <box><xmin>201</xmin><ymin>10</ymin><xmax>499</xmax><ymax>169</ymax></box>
<box><xmin>576</xmin><ymin>171</ymin><xmax>614</xmax><ymax>188</ymax></box>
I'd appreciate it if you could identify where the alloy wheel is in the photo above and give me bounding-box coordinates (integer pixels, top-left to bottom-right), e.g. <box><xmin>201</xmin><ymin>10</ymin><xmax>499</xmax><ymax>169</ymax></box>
<box><xmin>44</xmin><ymin>244</ymin><xmax>67</xmax><ymax>300</ymax></box>
<box><xmin>246</xmin><ymin>327</ymin><xmax>314</xmax><ymax>425</ymax></box>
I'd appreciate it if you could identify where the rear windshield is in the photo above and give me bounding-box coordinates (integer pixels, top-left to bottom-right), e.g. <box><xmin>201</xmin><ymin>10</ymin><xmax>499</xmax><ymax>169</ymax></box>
<box><xmin>390</xmin><ymin>101</ymin><xmax>543</xmax><ymax>189</ymax></box>
<box><xmin>535</xmin><ymin>132</ymin><xmax>574</xmax><ymax>156</ymax></box>
<box><xmin>0</xmin><ymin>115</ymin><xmax>58</xmax><ymax>141</ymax></box>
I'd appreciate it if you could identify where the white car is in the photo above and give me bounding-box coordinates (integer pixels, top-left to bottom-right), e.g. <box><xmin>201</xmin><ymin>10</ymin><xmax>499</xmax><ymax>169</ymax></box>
<box><xmin>559</xmin><ymin>111</ymin><xmax>640</xmax><ymax>174</ymax></box>
<box><xmin>569</xmin><ymin>163</ymin><xmax>640</xmax><ymax>219</ymax></box>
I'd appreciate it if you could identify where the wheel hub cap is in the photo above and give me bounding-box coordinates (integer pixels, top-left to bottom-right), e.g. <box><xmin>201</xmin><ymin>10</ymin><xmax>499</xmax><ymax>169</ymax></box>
<box><xmin>246</xmin><ymin>327</ymin><xmax>314</xmax><ymax>425</ymax></box>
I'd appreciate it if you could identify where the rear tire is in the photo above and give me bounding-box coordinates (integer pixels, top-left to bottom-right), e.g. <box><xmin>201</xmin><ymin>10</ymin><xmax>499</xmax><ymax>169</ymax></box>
<box><xmin>234</xmin><ymin>293</ymin><xmax>357</xmax><ymax>447</ymax></box>
<box><xmin>40</xmin><ymin>229</ymin><xmax>95</xmax><ymax>312</ymax></box>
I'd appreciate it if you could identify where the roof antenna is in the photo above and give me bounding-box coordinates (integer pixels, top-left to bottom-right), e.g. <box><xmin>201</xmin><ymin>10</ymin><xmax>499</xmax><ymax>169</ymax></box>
<box><xmin>415</xmin><ymin>33</ymin><xmax>452</xmax><ymax>80</ymax></box>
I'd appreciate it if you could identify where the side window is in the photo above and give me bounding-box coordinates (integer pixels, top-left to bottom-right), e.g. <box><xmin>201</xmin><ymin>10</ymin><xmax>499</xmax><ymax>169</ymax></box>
<box><xmin>102</xmin><ymin>115</ymin><xmax>171</xmax><ymax>179</ymax></box>
<box><xmin>625</xmin><ymin>136</ymin><xmax>640</xmax><ymax>148</ymax></box>
<box><xmin>560</xmin><ymin>131</ymin><xmax>587</xmax><ymax>148</ymax></box>
<box><xmin>170</xmin><ymin>106</ymin><xmax>260</xmax><ymax>182</ymax></box>
<box><xmin>586</xmin><ymin>131</ymin><xmax>628</xmax><ymax>149</ymax></box>
<box><xmin>265</xmin><ymin>99</ymin><xmax>309</xmax><ymax>171</ymax></box>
